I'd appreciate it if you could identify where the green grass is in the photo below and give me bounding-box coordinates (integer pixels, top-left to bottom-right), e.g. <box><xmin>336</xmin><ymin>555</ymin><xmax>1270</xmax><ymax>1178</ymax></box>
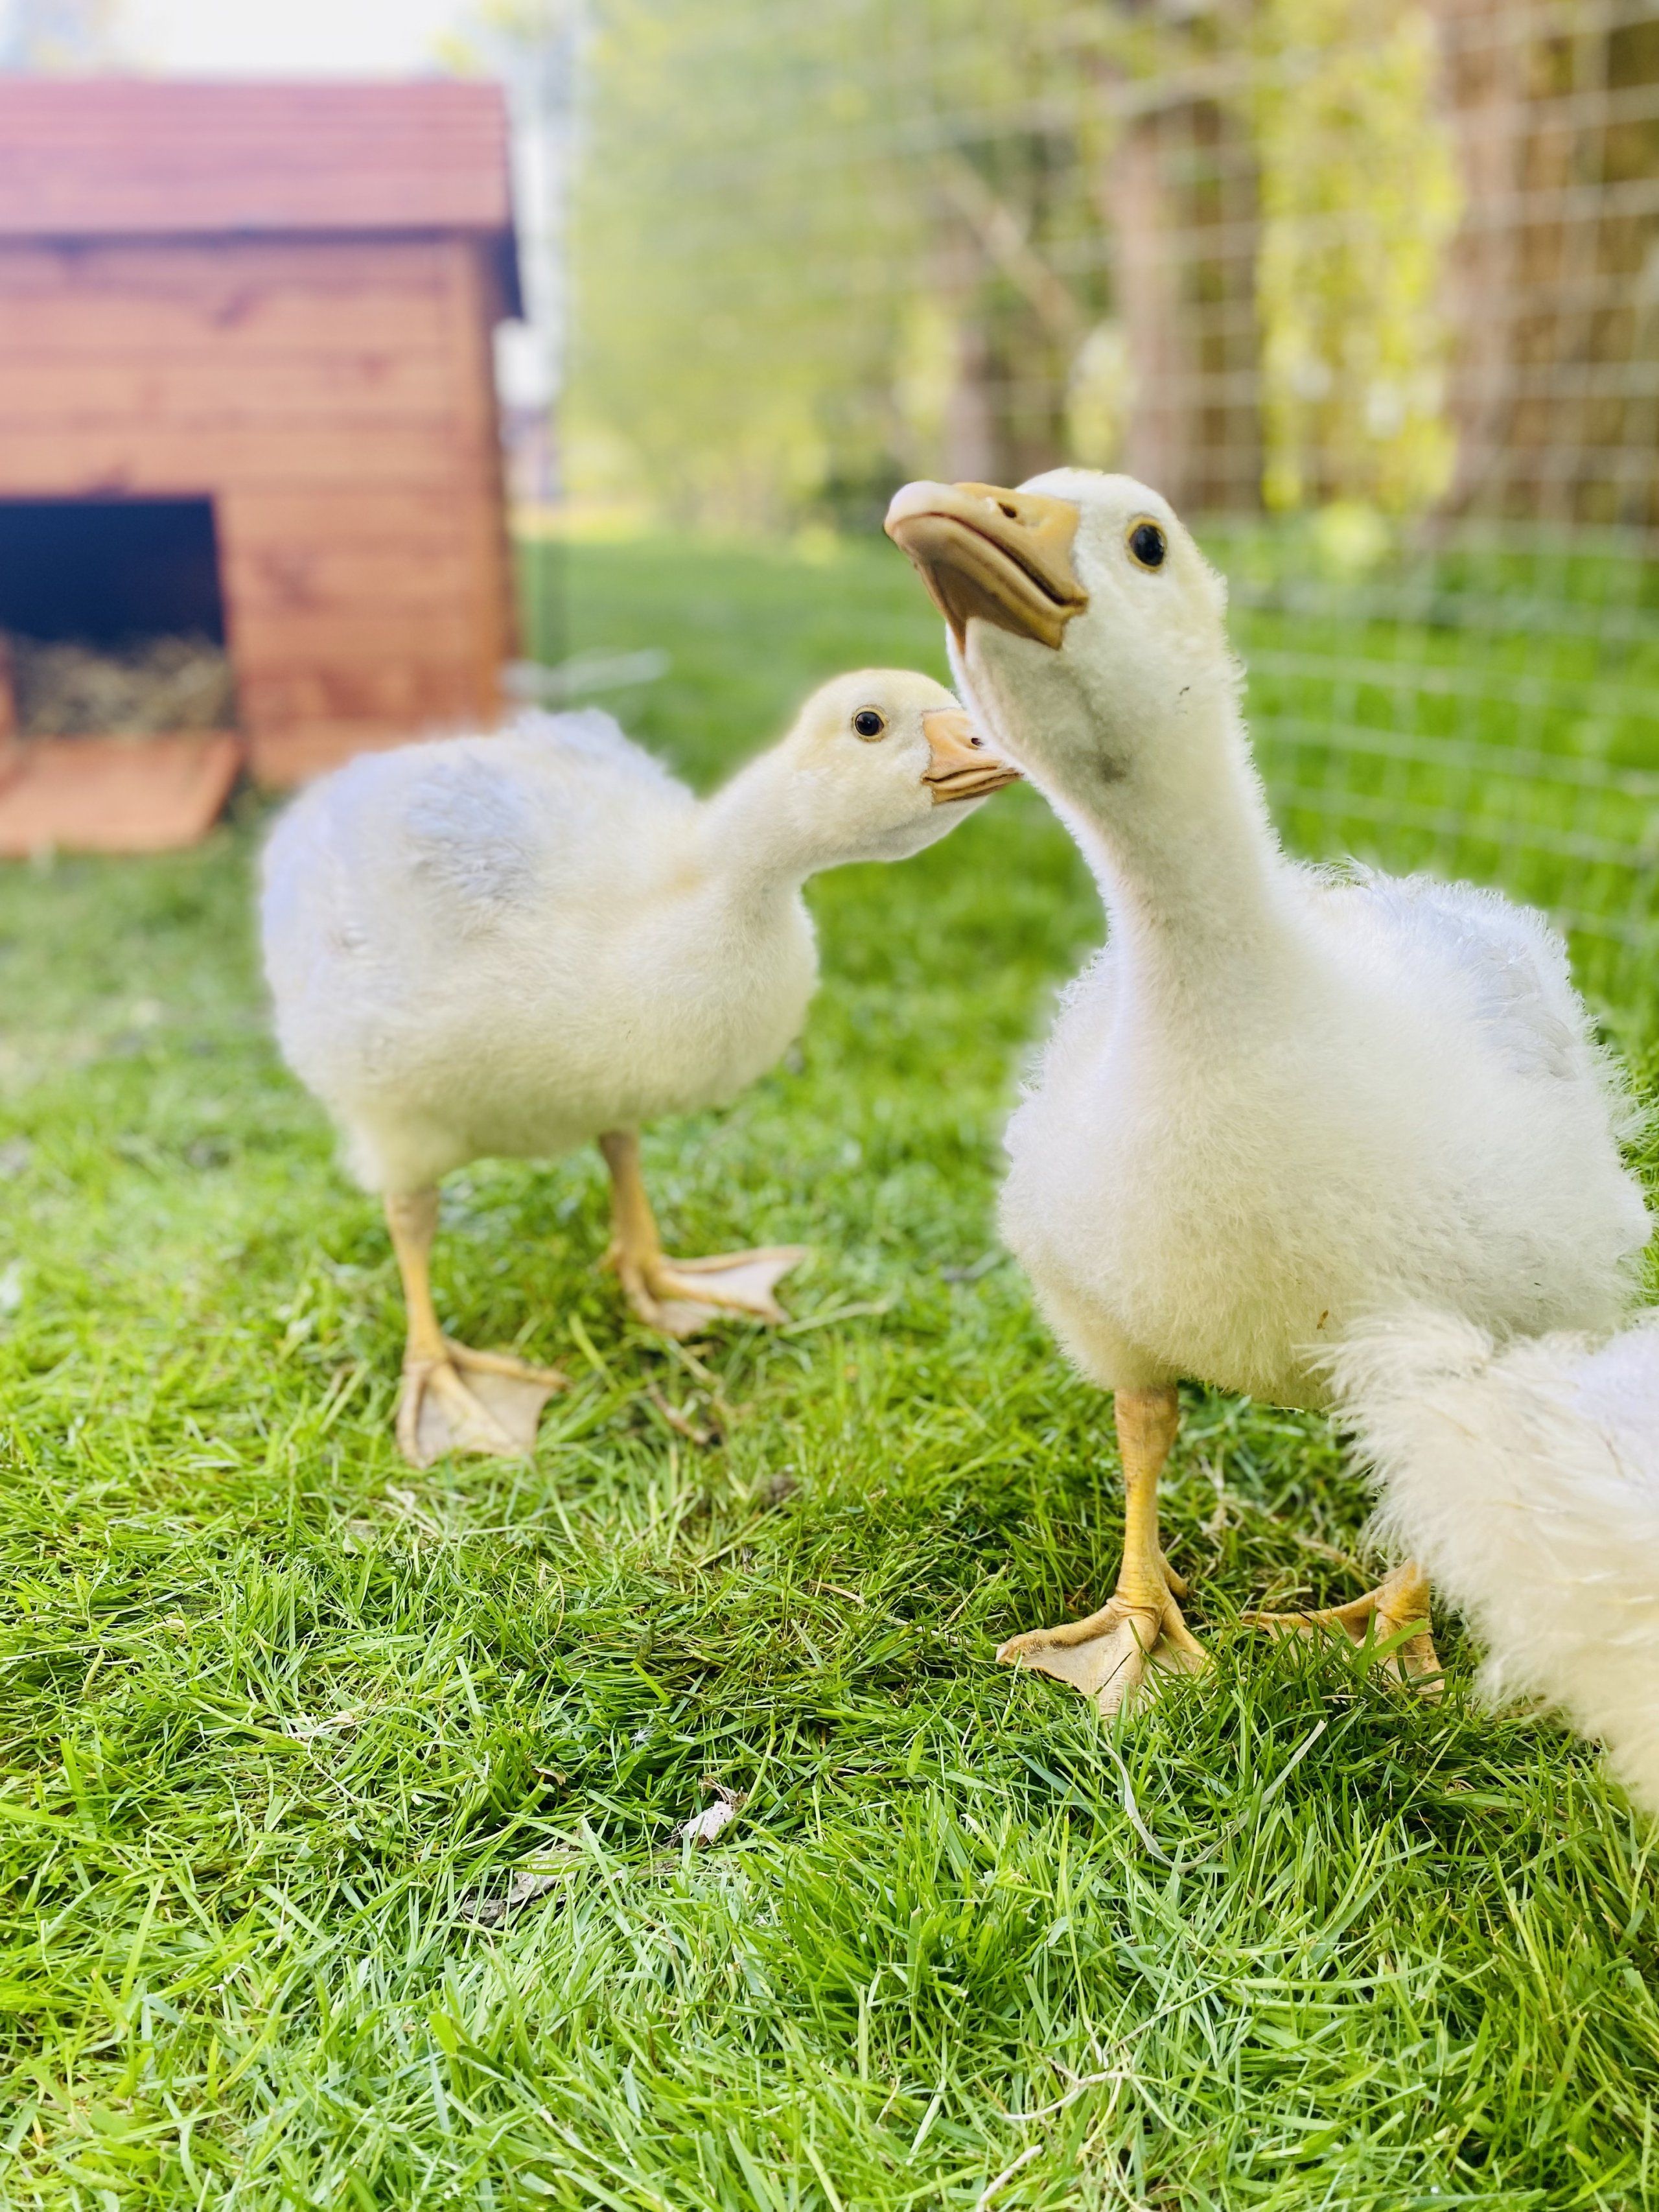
<box><xmin>3</xmin><ymin>531</ymin><xmax>1659</xmax><ymax>2209</ymax></box>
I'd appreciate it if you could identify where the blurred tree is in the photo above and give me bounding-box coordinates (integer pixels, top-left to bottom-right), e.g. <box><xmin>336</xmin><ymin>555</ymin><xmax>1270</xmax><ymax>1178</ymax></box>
<box><xmin>569</xmin><ymin>0</ymin><xmax>904</xmax><ymax>528</ymax></box>
<box><xmin>1251</xmin><ymin>0</ymin><xmax>1461</xmax><ymax>517</ymax></box>
<box><xmin>568</xmin><ymin>0</ymin><xmax>1109</xmax><ymax>528</ymax></box>
<box><xmin>567</xmin><ymin>0</ymin><xmax>1465</xmax><ymax>529</ymax></box>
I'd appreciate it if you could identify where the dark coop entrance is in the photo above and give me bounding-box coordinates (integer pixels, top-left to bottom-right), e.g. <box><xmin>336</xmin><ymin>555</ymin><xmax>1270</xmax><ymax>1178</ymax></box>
<box><xmin>0</xmin><ymin>496</ymin><xmax>237</xmax><ymax>736</ymax></box>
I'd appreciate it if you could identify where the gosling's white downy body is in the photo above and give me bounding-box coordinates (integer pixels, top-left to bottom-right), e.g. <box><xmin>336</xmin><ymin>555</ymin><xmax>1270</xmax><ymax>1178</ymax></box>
<box><xmin>262</xmin><ymin>671</ymin><xmax>1016</xmax><ymax>1465</ymax></box>
<box><xmin>266</xmin><ymin>706</ymin><xmax>817</xmax><ymax>1200</ymax></box>
<box><xmin>1334</xmin><ymin>1309</ymin><xmax>1659</xmax><ymax>1814</ymax></box>
<box><xmin>886</xmin><ymin>467</ymin><xmax>1648</xmax><ymax>1713</ymax></box>
<box><xmin>1000</xmin><ymin>829</ymin><xmax>1643</xmax><ymax>1414</ymax></box>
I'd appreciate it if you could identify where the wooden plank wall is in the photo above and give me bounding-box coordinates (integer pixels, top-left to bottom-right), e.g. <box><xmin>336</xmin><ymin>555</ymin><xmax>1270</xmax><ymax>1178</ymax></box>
<box><xmin>0</xmin><ymin>80</ymin><xmax>518</xmax><ymax>242</ymax></box>
<box><xmin>0</xmin><ymin>233</ymin><xmax>515</xmax><ymax>782</ymax></box>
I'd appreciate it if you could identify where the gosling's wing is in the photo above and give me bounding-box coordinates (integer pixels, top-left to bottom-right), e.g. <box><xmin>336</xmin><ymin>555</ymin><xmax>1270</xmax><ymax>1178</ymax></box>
<box><xmin>1319</xmin><ymin>863</ymin><xmax>1599</xmax><ymax>1089</ymax></box>
<box><xmin>402</xmin><ymin>710</ymin><xmax>696</xmax><ymax>927</ymax></box>
<box><xmin>264</xmin><ymin>709</ymin><xmax>695</xmax><ymax>959</ymax></box>
<box><xmin>514</xmin><ymin>705</ymin><xmax>689</xmax><ymax>803</ymax></box>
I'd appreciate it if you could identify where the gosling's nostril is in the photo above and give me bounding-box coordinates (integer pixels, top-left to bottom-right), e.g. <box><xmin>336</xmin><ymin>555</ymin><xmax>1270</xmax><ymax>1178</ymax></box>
<box><xmin>999</xmin><ymin>502</ymin><xmax>1017</xmax><ymax>519</ymax></box>
<box><xmin>969</xmin><ymin>734</ymin><xmax>983</xmax><ymax>748</ymax></box>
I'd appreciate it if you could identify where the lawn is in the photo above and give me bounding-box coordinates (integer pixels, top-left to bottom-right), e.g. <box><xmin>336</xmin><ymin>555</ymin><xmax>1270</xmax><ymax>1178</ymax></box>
<box><xmin>3</xmin><ymin>530</ymin><xmax>1658</xmax><ymax>2209</ymax></box>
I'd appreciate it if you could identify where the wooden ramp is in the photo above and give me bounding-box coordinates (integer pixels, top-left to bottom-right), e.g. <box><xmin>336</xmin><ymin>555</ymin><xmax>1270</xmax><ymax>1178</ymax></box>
<box><xmin>0</xmin><ymin>732</ymin><xmax>243</xmax><ymax>857</ymax></box>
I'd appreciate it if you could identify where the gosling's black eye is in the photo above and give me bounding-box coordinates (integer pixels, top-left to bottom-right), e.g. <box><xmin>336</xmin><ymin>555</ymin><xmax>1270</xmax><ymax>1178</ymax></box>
<box><xmin>852</xmin><ymin>708</ymin><xmax>886</xmax><ymax>739</ymax></box>
<box><xmin>1127</xmin><ymin>520</ymin><xmax>1167</xmax><ymax>570</ymax></box>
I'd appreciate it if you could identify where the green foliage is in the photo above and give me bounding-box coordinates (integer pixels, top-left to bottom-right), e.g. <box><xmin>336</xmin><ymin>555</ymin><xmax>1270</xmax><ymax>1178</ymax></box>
<box><xmin>1250</xmin><ymin>0</ymin><xmax>1462</xmax><ymax>517</ymax></box>
<box><xmin>571</xmin><ymin>3</ymin><xmax>1468</xmax><ymax>529</ymax></box>
<box><xmin>1</xmin><ymin>534</ymin><xmax>1656</xmax><ymax>2204</ymax></box>
<box><xmin>571</xmin><ymin>0</ymin><xmax>911</xmax><ymax>527</ymax></box>
<box><xmin>570</xmin><ymin>0</ymin><xmax>1108</xmax><ymax>526</ymax></box>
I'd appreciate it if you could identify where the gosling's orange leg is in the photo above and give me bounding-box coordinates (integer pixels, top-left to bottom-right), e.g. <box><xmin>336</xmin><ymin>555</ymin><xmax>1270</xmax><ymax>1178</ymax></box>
<box><xmin>599</xmin><ymin>1130</ymin><xmax>806</xmax><ymax>1339</ymax></box>
<box><xmin>1248</xmin><ymin>1560</ymin><xmax>1443</xmax><ymax>1697</ymax></box>
<box><xmin>386</xmin><ymin>1189</ymin><xmax>565</xmax><ymax>1469</ymax></box>
<box><xmin>997</xmin><ymin>1386</ymin><xmax>1209</xmax><ymax>1719</ymax></box>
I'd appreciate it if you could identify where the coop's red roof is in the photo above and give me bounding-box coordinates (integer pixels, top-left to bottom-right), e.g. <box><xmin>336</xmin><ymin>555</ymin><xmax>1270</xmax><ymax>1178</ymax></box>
<box><xmin>0</xmin><ymin>78</ymin><xmax>517</xmax><ymax>244</ymax></box>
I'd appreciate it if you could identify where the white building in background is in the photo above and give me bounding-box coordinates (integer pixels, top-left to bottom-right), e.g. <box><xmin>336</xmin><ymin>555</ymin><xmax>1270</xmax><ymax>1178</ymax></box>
<box><xmin>0</xmin><ymin>0</ymin><xmax>122</xmax><ymax>68</ymax></box>
<box><xmin>459</xmin><ymin>3</ymin><xmax>582</xmax><ymax>511</ymax></box>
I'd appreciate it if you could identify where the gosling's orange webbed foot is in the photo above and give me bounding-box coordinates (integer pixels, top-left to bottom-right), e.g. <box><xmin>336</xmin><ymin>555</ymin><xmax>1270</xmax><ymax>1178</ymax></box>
<box><xmin>997</xmin><ymin>1567</ymin><xmax>1209</xmax><ymax>1721</ymax></box>
<box><xmin>607</xmin><ymin>1242</ymin><xmax>809</xmax><ymax>1339</ymax></box>
<box><xmin>1001</xmin><ymin>1385</ymin><xmax>1208</xmax><ymax>1721</ymax></box>
<box><xmin>1247</xmin><ymin>1560</ymin><xmax>1443</xmax><ymax>1698</ymax></box>
<box><xmin>396</xmin><ymin>1340</ymin><xmax>567</xmax><ymax>1469</ymax></box>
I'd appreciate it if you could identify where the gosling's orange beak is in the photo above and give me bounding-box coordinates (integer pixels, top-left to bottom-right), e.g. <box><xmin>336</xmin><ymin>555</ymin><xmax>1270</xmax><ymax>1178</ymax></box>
<box><xmin>885</xmin><ymin>480</ymin><xmax>1087</xmax><ymax>649</ymax></box>
<box><xmin>921</xmin><ymin>706</ymin><xmax>1021</xmax><ymax>804</ymax></box>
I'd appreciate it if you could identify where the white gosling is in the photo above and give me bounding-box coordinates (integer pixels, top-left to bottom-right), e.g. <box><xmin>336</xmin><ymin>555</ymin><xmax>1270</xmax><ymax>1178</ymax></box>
<box><xmin>886</xmin><ymin>468</ymin><xmax>1649</xmax><ymax>1717</ymax></box>
<box><xmin>1333</xmin><ymin>1309</ymin><xmax>1659</xmax><ymax>1815</ymax></box>
<box><xmin>262</xmin><ymin>670</ymin><xmax>1017</xmax><ymax>1467</ymax></box>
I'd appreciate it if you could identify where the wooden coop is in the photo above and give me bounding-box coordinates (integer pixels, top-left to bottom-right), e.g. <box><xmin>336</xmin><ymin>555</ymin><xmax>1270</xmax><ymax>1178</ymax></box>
<box><xmin>0</xmin><ymin>78</ymin><xmax>522</xmax><ymax>854</ymax></box>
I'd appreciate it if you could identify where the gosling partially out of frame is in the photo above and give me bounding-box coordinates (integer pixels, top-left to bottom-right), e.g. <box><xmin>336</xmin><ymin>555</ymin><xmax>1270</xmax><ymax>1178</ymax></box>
<box><xmin>261</xmin><ymin>671</ymin><xmax>1018</xmax><ymax>1467</ymax></box>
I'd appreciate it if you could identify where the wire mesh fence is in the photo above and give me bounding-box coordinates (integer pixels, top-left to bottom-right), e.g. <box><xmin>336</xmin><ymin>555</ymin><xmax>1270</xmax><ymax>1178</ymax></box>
<box><xmin>572</xmin><ymin>0</ymin><xmax>1659</xmax><ymax>1002</ymax></box>
<box><xmin>1133</xmin><ymin>0</ymin><xmax>1659</xmax><ymax>1001</ymax></box>
<box><xmin>1231</xmin><ymin>533</ymin><xmax>1659</xmax><ymax>1001</ymax></box>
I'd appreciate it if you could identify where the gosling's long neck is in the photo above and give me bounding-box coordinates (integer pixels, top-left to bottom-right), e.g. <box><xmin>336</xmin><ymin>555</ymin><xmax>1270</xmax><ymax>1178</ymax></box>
<box><xmin>695</xmin><ymin>742</ymin><xmax>825</xmax><ymax>907</ymax></box>
<box><xmin>1032</xmin><ymin>684</ymin><xmax>1297</xmax><ymax>1007</ymax></box>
